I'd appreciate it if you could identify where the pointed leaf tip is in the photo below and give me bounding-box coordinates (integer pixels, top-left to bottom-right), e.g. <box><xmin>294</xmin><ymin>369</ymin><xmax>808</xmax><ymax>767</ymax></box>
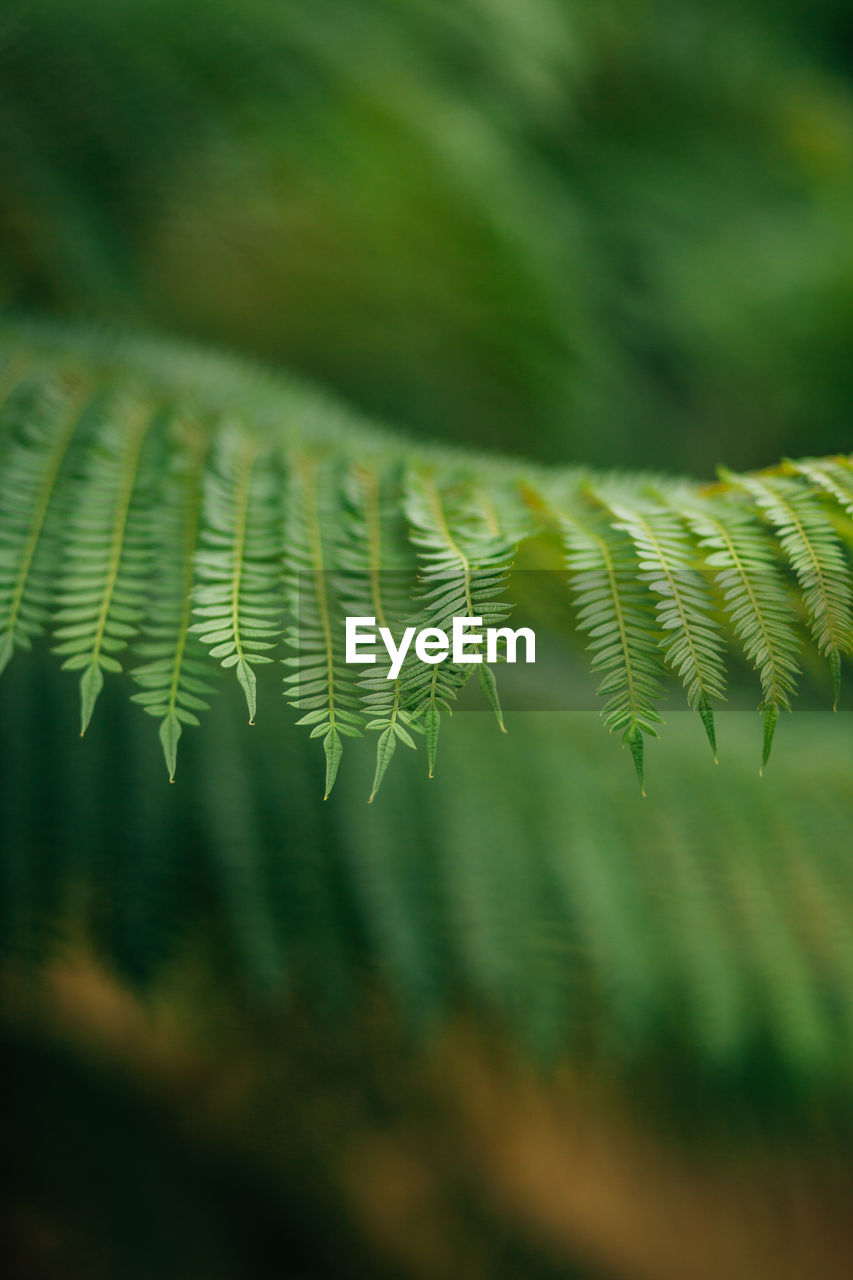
<box><xmin>78</xmin><ymin>662</ymin><xmax>104</xmax><ymax>736</ymax></box>
<box><xmin>829</xmin><ymin>648</ymin><xmax>841</xmax><ymax>710</ymax></box>
<box><xmin>159</xmin><ymin>713</ymin><xmax>182</xmax><ymax>782</ymax></box>
<box><xmin>623</xmin><ymin>725</ymin><xmax>645</xmax><ymax>794</ymax></box>
<box><xmin>236</xmin><ymin>657</ymin><xmax>257</xmax><ymax>723</ymax></box>
<box><xmin>761</xmin><ymin>704</ymin><xmax>779</xmax><ymax>770</ymax></box>
<box><xmin>424</xmin><ymin>703</ymin><xmax>440</xmax><ymax>779</ymax></box>
<box><xmin>478</xmin><ymin>662</ymin><xmax>505</xmax><ymax>732</ymax></box>
<box><xmin>323</xmin><ymin>725</ymin><xmax>342</xmax><ymax>798</ymax></box>
<box><xmin>369</xmin><ymin>726</ymin><xmax>396</xmax><ymax>802</ymax></box>
<box><xmin>698</xmin><ymin>695</ymin><xmax>717</xmax><ymax>760</ymax></box>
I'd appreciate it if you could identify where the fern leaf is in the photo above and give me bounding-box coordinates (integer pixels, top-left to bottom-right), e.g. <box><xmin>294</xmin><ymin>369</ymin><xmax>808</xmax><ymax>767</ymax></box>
<box><xmin>191</xmin><ymin>424</ymin><xmax>282</xmax><ymax>724</ymax></box>
<box><xmin>0</xmin><ymin>374</ymin><xmax>89</xmax><ymax>674</ymax></box>
<box><xmin>130</xmin><ymin>418</ymin><xmax>215</xmax><ymax>780</ymax></box>
<box><xmin>2</xmin><ymin>325</ymin><xmax>853</xmax><ymax>793</ymax></box>
<box><xmin>730</xmin><ymin>471</ymin><xmax>853</xmax><ymax>709</ymax></box>
<box><xmin>672</xmin><ymin>492</ymin><xmax>800</xmax><ymax>768</ymax></box>
<box><xmin>401</xmin><ymin>471</ymin><xmax>517</xmax><ymax>777</ymax></box>
<box><xmin>51</xmin><ymin>391</ymin><xmax>157</xmax><ymax>734</ymax></box>
<box><xmin>336</xmin><ymin>463</ymin><xmax>421</xmax><ymax>801</ymax></box>
<box><xmin>602</xmin><ymin>491</ymin><xmax>727</xmax><ymax>759</ymax></box>
<box><xmin>558</xmin><ymin>497</ymin><xmax>665</xmax><ymax>793</ymax></box>
<box><xmin>283</xmin><ymin>456</ymin><xmax>363</xmax><ymax>798</ymax></box>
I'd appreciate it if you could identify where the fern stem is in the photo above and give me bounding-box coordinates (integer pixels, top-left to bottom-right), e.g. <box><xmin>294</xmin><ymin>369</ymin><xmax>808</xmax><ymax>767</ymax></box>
<box><xmin>363</xmin><ymin>466</ymin><xmax>389</xmax><ymax>630</ymax></box>
<box><xmin>230</xmin><ymin>437</ymin><xmax>257</xmax><ymax>721</ymax></box>
<box><xmin>424</xmin><ymin>478</ymin><xmax>476</xmax><ymax>618</ymax></box>
<box><xmin>164</xmin><ymin>431</ymin><xmax>207</xmax><ymax>762</ymax></box>
<box><xmin>302</xmin><ymin>457</ymin><xmax>339</xmax><ymax>795</ymax></box>
<box><xmin>361</xmin><ymin>466</ymin><xmax>407</xmax><ymax>800</ymax></box>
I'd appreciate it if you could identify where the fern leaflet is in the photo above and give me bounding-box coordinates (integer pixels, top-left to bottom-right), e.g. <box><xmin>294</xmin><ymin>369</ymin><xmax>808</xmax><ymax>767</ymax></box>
<box><xmin>672</xmin><ymin>492</ymin><xmax>800</xmax><ymax>768</ymax></box>
<box><xmin>131</xmin><ymin>417</ymin><xmax>214</xmax><ymax>780</ymax></box>
<box><xmin>401</xmin><ymin>471</ymin><xmax>517</xmax><ymax>778</ymax></box>
<box><xmin>52</xmin><ymin>390</ymin><xmax>157</xmax><ymax>734</ymax></box>
<box><xmin>731</xmin><ymin>471</ymin><xmax>853</xmax><ymax>708</ymax></box>
<box><xmin>558</xmin><ymin>495</ymin><xmax>665</xmax><ymax>793</ymax></box>
<box><xmin>191</xmin><ymin>424</ymin><xmax>282</xmax><ymax>724</ymax></box>
<box><xmin>337</xmin><ymin>463</ymin><xmax>421</xmax><ymax>801</ymax></box>
<box><xmin>283</xmin><ymin>456</ymin><xmax>363</xmax><ymax>798</ymax></box>
<box><xmin>603</xmin><ymin>491</ymin><xmax>727</xmax><ymax>758</ymax></box>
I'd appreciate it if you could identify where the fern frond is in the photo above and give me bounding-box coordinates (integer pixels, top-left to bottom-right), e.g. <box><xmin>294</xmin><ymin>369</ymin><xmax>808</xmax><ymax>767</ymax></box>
<box><xmin>557</xmin><ymin>496</ymin><xmax>665</xmax><ymax>794</ymax></box>
<box><xmin>130</xmin><ymin>417</ymin><xmax>215</xmax><ymax>780</ymax></box>
<box><xmin>1</xmin><ymin>324</ymin><xmax>852</xmax><ymax>792</ymax></box>
<box><xmin>336</xmin><ymin>463</ymin><xmax>421</xmax><ymax>802</ymax></box>
<box><xmin>0</xmin><ymin>374</ymin><xmax>89</xmax><ymax>674</ymax></box>
<box><xmin>51</xmin><ymin>390</ymin><xmax>158</xmax><ymax>734</ymax></box>
<box><xmin>191</xmin><ymin>424</ymin><xmax>282</xmax><ymax>724</ymax></box>
<box><xmin>671</xmin><ymin>492</ymin><xmax>801</xmax><ymax>769</ymax></box>
<box><xmin>730</xmin><ymin>470</ymin><xmax>853</xmax><ymax>709</ymax></box>
<box><xmin>601</xmin><ymin>490</ymin><xmax>727</xmax><ymax>759</ymax></box>
<box><xmin>283</xmin><ymin>456</ymin><xmax>363</xmax><ymax>798</ymax></box>
<box><xmin>401</xmin><ymin>470</ymin><xmax>517</xmax><ymax>778</ymax></box>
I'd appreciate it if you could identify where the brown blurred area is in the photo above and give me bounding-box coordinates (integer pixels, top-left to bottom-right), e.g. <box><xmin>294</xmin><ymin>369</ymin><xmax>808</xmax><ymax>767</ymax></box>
<box><xmin>1</xmin><ymin>950</ymin><xmax>852</xmax><ymax>1280</ymax></box>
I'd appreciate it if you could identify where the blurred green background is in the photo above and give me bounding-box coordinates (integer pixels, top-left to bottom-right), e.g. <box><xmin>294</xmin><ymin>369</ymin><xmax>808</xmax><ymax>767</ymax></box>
<box><xmin>2</xmin><ymin>2</ymin><xmax>853</xmax><ymax>1277</ymax></box>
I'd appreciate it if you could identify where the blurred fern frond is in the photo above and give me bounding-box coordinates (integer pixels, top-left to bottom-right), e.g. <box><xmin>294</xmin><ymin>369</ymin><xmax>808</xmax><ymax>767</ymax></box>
<box><xmin>1</xmin><ymin>322</ymin><xmax>852</xmax><ymax>793</ymax></box>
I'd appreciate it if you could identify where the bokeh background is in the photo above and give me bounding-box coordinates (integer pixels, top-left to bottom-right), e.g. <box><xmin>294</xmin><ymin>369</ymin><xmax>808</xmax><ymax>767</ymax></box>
<box><xmin>2</xmin><ymin>2</ymin><xmax>853</xmax><ymax>1277</ymax></box>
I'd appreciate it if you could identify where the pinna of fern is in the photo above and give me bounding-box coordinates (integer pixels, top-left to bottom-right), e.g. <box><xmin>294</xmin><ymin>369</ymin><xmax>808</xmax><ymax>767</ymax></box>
<box><xmin>130</xmin><ymin>415</ymin><xmax>214</xmax><ymax>781</ymax></box>
<box><xmin>191</xmin><ymin>422</ymin><xmax>283</xmax><ymax>725</ymax></box>
<box><xmin>50</xmin><ymin>387</ymin><xmax>161</xmax><ymax>735</ymax></box>
<box><xmin>282</xmin><ymin>454</ymin><xmax>364</xmax><ymax>799</ymax></box>
<box><xmin>725</xmin><ymin>467</ymin><xmax>853</xmax><ymax>711</ymax></box>
<box><xmin>1</xmin><ymin>323</ymin><xmax>852</xmax><ymax>794</ymax></box>
<box><xmin>400</xmin><ymin>469</ymin><xmax>520</xmax><ymax>778</ymax></box>
<box><xmin>334</xmin><ymin>462</ymin><xmax>422</xmax><ymax>802</ymax></box>
<box><xmin>552</xmin><ymin>486</ymin><xmax>666</xmax><ymax>796</ymax></box>
<box><xmin>595</xmin><ymin>480</ymin><xmax>728</xmax><ymax>763</ymax></box>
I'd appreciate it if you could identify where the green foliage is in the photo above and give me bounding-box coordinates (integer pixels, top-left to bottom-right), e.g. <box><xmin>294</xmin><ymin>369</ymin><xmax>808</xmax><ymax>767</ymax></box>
<box><xmin>51</xmin><ymin>387</ymin><xmax>159</xmax><ymax>734</ymax></box>
<box><xmin>556</xmin><ymin>496</ymin><xmax>665</xmax><ymax>795</ymax></box>
<box><xmin>336</xmin><ymin>463</ymin><xmax>421</xmax><ymax>801</ymax></box>
<box><xmin>1</xmin><ymin>322</ymin><xmax>852</xmax><ymax>794</ymax></box>
<box><xmin>605</xmin><ymin>492</ymin><xmax>727</xmax><ymax>759</ymax></box>
<box><xmin>401</xmin><ymin>470</ymin><xmax>518</xmax><ymax>776</ymax></box>
<box><xmin>7</xmin><ymin>0</ymin><xmax>853</xmax><ymax>476</ymax></box>
<box><xmin>728</xmin><ymin>469</ymin><xmax>853</xmax><ymax>709</ymax></box>
<box><xmin>0</xmin><ymin>370</ymin><xmax>86</xmax><ymax>673</ymax></box>
<box><xmin>668</xmin><ymin>489</ymin><xmax>802</xmax><ymax>771</ymax></box>
<box><xmin>191</xmin><ymin>424</ymin><xmax>282</xmax><ymax>723</ymax></box>
<box><xmin>791</xmin><ymin>457</ymin><xmax>853</xmax><ymax>521</ymax></box>
<box><xmin>8</xmin><ymin>657</ymin><xmax>853</xmax><ymax>1111</ymax></box>
<box><xmin>283</xmin><ymin>455</ymin><xmax>364</xmax><ymax>798</ymax></box>
<box><xmin>130</xmin><ymin>417</ymin><xmax>214</xmax><ymax>780</ymax></box>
